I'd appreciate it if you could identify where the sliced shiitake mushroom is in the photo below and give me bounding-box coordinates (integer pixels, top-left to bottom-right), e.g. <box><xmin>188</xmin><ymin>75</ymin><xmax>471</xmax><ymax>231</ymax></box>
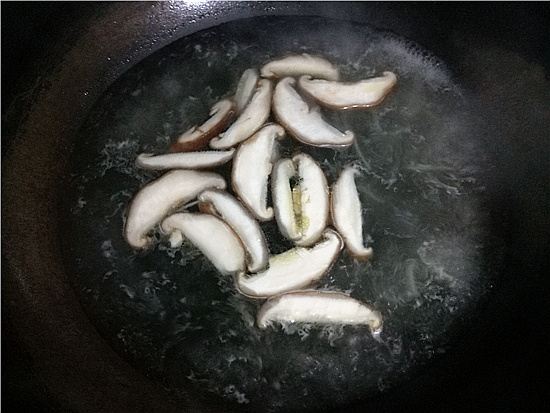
<box><xmin>271</xmin><ymin>158</ymin><xmax>299</xmax><ymax>241</ymax></box>
<box><xmin>123</xmin><ymin>170</ymin><xmax>226</xmax><ymax>249</ymax></box>
<box><xmin>260</xmin><ymin>53</ymin><xmax>340</xmax><ymax>81</ymax></box>
<box><xmin>231</xmin><ymin>123</ymin><xmax>285</xmax><ymax>221</ymax></box>
<box><xmin>298</xmin><ymin>71</ymin><xmax>397</xmax><ymax>110</ymax></box>
<box><xmin>160</xmin><ymin>212</ymin><xmax>245</xmax><ymax>275</ymax></box>
<box><xmin>256</xmin><ymin>290</ymin><xmax>383</xmax><ymax>331</ymax></box>
<box><xmin>272</xmin><ymin>153</ymin><xmax>329</xmax><ymax>246</ymax></box>
<box><xmin>234</xmin><ymin>68</ymin><xmax>260</xmax><ymax>115</ymax></box>
<box><xmin>236</xmin><ymin>229</ymin><xmax>343</xmax><ymax>298</ymax></box>
<box><xmin>170</xmin><ymin>99</ymin><xmax>235</xmax><ymax>153</ymax></box>
<box><xmin>198</xmin><ymin>189</ymin><xmax>269</xmax><ymax>273</ymax></box>
<box><xmin>135</xmin><ymin>149</ymin><xmax>235</xmax><ymax>170</ymax></box>
<box><xmin>272</xmin><ymin>77</ymin><xmax>355</xmax><ymax>148</ymax></box>
<box><xmin>331</xmin><ymin>165</ymin><xmax>373</xmax><ymax>260</ymax></box>
<box><xmin>209</xmin><ymin>79</ymin><xmax>273</xmax><ymax>149</ymax></box>
<box><xmin>292</xmin><ymin>153</ymin><xmax>330</xmax><ymax>246</ymax></box>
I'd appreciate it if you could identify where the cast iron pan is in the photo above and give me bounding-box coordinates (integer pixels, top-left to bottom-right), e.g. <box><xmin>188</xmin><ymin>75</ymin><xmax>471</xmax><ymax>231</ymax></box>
<box><xmin>2</xmin><ymin>2</ymin><xmax>549</xmax><ymax>412</ymax></box>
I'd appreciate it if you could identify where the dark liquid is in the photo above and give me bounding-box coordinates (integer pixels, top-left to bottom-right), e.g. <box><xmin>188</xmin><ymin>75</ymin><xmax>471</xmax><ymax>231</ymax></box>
<box><xmin>61</xmin><ymin>15</ymin><xmax>496</xmax><ymax>412</ymax></box>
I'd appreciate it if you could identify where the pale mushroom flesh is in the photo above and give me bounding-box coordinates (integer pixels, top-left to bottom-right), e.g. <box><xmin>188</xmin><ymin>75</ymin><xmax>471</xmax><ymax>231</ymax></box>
<box><xmin>236</xmin><ymin>229</ymin><xmax>343</xmax><ymax>298</ymax></box>
<box><xmin>198</xmin><ymin>189</ymin><xmax>269</xmax><ymax>273</ymax></box>
<box><xmin>170</xmin><ymin>99</ymin><xmax>235</xmax><ymax>153</ymax></box>
<box><xmin>331</xmin><ymin>165</ymin><xmax>373</xmax><ymax>259</ymax></box>
<box><xmin>271</xmin><ymin>153</ymin><xmax>329</xmax><ymax>246</ymax></box>
<box><xmin>298</xmin><ymin>71</ymin><xmax>397</xmax><ymax>110</ymax></box>
<box><xmin>135</xmin><ymin>149</ymin><xmax>235</xmax><ymax>170</ymax></box>
<box><xmin>292</xmin><ymin>153</ymin><xmax>329</xmax><ymax>247</ymax></box>
<box><xmin>161</xmin><ymin>212</ymin><xmax>245</xmax><ymax>275</ymax></box>
<box><xmin>123</xmin><ymin>170</ymin><xmax>226</xmax><ymax>249</ymax></box>
<box><xmin>256</xmin><ymin>290</ymin><xmax>383</xmax><ymax>331</ymax></box>
<box><xmin>273</xmin><ymin>77</ymin><xmax>355</xmax><ymax>148</ymax></box>
<box><xmin>271</xmin><ymin>158</ymin><xmax>300</xmax><ymax>241</ymax></box>
<box><xmin>260</xmin><ymin>53</ymin><xmax>340</xmax><ymax>81</ymax></box>
<box><xmin>209</xmin><ymin>79</ymin><xmax>273</xmax><ymax>149</ymax></box>
<box><xmin>231</xmin><ymin>123</ymin><xmax>285</xmax><ymax>221</ymax></box>
<box><xmin>234</xmin><ymin>68</ymin><xmax>260</xmax><ymax>115</ymax></box>
<box><xmin>122</xmin><ymin>54</ymin><xmax>395</xmax><ymax>337</ymax></box>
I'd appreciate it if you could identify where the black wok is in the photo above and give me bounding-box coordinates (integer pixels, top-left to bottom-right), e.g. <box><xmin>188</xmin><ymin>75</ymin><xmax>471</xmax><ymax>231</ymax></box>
<box><xmin>2</xmin><ymin>2</ymin><xmax>549</xmax><ymax>412</ymax></box>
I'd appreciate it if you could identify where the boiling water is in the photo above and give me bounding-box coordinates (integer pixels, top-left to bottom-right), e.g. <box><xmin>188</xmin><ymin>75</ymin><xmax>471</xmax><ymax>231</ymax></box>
<box><xmin>61</xmin><ymin>16</ymin><xmax>496</xmax><ymax>412</ymax></box>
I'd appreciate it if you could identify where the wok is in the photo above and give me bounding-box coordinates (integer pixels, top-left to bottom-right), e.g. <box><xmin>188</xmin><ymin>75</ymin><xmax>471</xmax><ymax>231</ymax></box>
<box><xmin>2</xmin><ymin>2</ymin><xmax>548</xmax><ymax>412</ymax></box>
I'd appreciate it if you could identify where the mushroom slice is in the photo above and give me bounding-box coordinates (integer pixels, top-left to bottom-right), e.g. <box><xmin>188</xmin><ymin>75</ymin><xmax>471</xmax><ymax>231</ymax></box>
<box><xmin>136</xmin><ymin>149</ymin><xmax>235</xmax><ymax>170</ymax></box>
<box><xmin>272</xmin><ymin>153</ymin><xmax>329</xmax><ymax>246</ymax></box>
<box><xmin>292</xmin><ymin>153</ymin><xmax>330</xmax><ymax>246</ymax></box>
<box><xmin>209</xmin><ymin>79</ymin><xmax>273</xmax><ymax>149</ymax></box>
<box><xmin>234</xmin><ymin>68</ymin><xmax>260</xmax><ymax>115</ymax></box>
<box><xmin>170</xmin><ymin>99</ymin><xmax>235</xmax><ymax>153</ymax></box>
<box><xmin>161</xmin><ymin>212</ymin><xmax>245</xmax><ymax>275</ymax></box>
<box><xmin>198</xmin><ymin>189</ymin><xmax>269</xmax><ymax>273</ymax></box>
<box><xmin>271</xmin><ymin>158</ymin><xmax>300</xmax><ymax>241</ymax></box>
<box><xmin>298</xmin><ymin>71</ymin><xmax>397</xmax><ymax>110</ymax></box>
<box><xmin>232</xmin><ymin>123</ymin><xmax>285</xmax><ymax>221</ymax></box>
<box><xmin>256</xmin><ymin>290</ymin><xmax>383</xmax><ymax>331</ymax></box>
<box><xmin>272</xmin><ymin>77</ymin><xmax>355</xmax><ymax>148</ymax></box>
<box><xmin>331</xmin><ymin>166</ymin><xmax>373</xmax><ymax>260</ymax></box>
<box><xmin>260</xmin><ymin>53</ymin><xmax>340</xmax><ymax>81</ymax></box>
<box><xmin>123</xmin><ymin>170</ymin><xmax>226</xmax><ymax>249</ymax></box>
<box><xmin>236</xmin><ymin>229</ymin><xmax>343</xmax><ymax>298</ymax></box>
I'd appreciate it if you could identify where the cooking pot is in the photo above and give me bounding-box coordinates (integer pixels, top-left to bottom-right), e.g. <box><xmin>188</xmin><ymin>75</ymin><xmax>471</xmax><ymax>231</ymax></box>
<box><xmin>2</xmin><ymin>2</ymin><xmax>548</xmax><ymax>412</ymax></box>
